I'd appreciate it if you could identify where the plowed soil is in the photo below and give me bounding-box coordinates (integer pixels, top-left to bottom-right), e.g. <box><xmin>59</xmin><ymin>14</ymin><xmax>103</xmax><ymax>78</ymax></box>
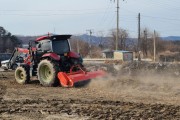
<box><xmin>0</xmin><ymin>62</ymin><xmax>180</xmax><ymax>120</ymax></box>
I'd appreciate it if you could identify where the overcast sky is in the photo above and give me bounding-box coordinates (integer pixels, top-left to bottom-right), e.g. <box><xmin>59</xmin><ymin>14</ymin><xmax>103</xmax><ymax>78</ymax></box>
<box><xmin>0</xmin><ymin>0</ymin><xmax>180</xmax><ymax>37</ymax></box>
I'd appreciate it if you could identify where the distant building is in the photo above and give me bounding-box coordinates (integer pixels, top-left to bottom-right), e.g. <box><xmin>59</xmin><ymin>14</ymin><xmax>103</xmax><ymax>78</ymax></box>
<box><xmin>102</xmin><ymin>49</ymin><xmax>114</xmax><ymax>58</ymax></box>
<box><xmin>102</xmin><ymin>50</ymin><xmax>133</xmax><ymax>61</ymax></box>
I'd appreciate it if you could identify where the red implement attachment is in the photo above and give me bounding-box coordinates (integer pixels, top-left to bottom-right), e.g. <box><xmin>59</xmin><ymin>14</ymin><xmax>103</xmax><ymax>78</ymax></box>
<box><xmin>57</xmin><ymin>66</ymin><xmax>106</xmax><ymax>87</ymax></box>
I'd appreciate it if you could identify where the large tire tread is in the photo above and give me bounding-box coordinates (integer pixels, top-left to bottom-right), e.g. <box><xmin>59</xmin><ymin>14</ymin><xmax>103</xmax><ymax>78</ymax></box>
<box><xmin>37</xmin><ymin>59</ymin><xmax>59</xmax><ymax>87</ymax></box>
<box><xmin>15</xmin><ymin>66</ymin><xmax>30</xmax><ymax>84</ymax></box>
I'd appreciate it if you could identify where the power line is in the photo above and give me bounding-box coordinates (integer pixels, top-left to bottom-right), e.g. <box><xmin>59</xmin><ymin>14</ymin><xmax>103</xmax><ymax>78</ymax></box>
<box><xmin>107</xmin><ymin>13</ymin><xmax>116</xmax><ymax>29</ymax></box>
<box><xmin>0</xmin><ymin>11</ymin><xmax>114</xmax><ymax>17</ymax></box>
<box><xmin>142</xmin><ymin>15</ymin><xmax>180</xmax><ymax>21</ymax></box>
<box><xmin>0</xmin><ymin>8</ymin><xmax>114</xmax><ymax>12</ymax></box>
<box><xmin>96</xmin><ymin>1</ymin><xmax>114</xmax><ymax>29</ymax></box>
<box><xmin>149</xmin><ymin>1</ymin><xmax>180</xmax><ymax>11</ymax></box>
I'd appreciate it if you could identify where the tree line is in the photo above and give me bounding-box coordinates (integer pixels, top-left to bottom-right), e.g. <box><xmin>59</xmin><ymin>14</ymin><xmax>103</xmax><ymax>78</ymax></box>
<box><xmin>0</xmin><ymin>26</ymin><xmax>21</xmax><ymax>53</ymax></box>
<box><xmin>70</xmin><ymin>28</ymin><xmax>180</xmax><ymax>59</ymax></box>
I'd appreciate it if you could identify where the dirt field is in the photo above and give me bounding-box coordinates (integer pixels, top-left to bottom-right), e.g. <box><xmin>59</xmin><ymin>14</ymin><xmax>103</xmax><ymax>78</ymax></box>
<box><xmin>0</xmin><ymin>62</ymin><xmax>180</xmax><ymax>120</ymax></box>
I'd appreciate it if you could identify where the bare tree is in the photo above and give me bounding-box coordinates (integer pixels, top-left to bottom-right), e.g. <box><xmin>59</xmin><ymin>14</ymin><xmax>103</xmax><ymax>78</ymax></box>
<box><xmin>140</xmin><ymin>28</ymin><xmax>149</xmax><ymax>57</ymax></box>
<box><xmin>96</xmin><ymin>31</ymin><xmax>107</xmax><ymax>50</ymax></box>
<box><xmin>70</xmin><ymin>36</ymin><xmax>103</xmax><ymax>58</ymax></box>
<box><xmin>69</xmin><ymin>36</ymin><xmax>90</xmax><ymax>57</ymax></box>
<box><xmin>109</xmin><ymin>28</ymin><xmax>129</xmax><ymax>50</ymax></box>
<box><xmin>140</xmin><ymin>28</ymin><xmax>165</xmax><ymax>58</ymax></box>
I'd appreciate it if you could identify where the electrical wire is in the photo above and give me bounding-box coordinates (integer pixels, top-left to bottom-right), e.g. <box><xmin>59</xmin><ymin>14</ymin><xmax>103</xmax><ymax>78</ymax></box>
<box><xmin>95</xmin><ymin>1</ymin><xmax>114</xmax><ymax>29</ymax></box>
<box><xmin>0</xmin><ymin>11</ymin><xmax>114</xmax><ymax>16</ymax></box>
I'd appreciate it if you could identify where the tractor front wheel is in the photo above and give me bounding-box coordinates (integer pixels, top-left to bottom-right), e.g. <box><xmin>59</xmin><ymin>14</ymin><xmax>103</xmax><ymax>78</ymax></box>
<box><xmin>15</xmin><ymin>66</ymin><xmax>30</xmax><ymax>84</ymax></box>
<box><xmin>37</xmin><ymin>59</ymin><xmax>59</xmax><ymax>87</ymax></box>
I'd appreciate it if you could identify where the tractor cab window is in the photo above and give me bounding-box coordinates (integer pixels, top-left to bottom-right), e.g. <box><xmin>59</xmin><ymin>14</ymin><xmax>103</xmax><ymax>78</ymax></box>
<box><xmin>52</xmin><ymin>40</ymin><xmax>70</xmax><ymax>55</ymax></box>
<box><xmin>36</xmin><ymin>40</ymin><xmax>52</xmax><ymax>52</ymax></box>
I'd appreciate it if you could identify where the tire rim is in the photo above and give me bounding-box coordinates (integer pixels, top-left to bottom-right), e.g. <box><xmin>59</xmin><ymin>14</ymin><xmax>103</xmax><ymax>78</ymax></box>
<box><xmin>39</xmin><ymin>64</ymin><xmax>52</xmax><ymax>82</ymax></box>
<box><xmin>16</xmin><ymin>70</ymin><xmax>25</xmax><ymax>81</ymax></box>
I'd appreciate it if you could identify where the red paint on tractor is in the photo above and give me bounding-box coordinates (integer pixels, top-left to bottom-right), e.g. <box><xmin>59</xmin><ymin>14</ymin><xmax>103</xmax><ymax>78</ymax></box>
<box><xmin>36</xmin><ymin>36</ymin><xmax>49</xmax><ymax>42</ymax></box>
<box><xmin>17</xmin><ymin>48</ymin><xmax>29</xmax><ymax>54</ymax></box>
<box><xmin>24</xmin><ymin>55</ymin><xmax>31</xmax><ymax>65</ymax></box>
<box><xmin>68</xmin><ymin>51</ymin><xmax>80</xmax><ymax>58</ymax></box>
<box><xmin>42</xmin><ymin>53</ymin><xmax>60</xmax><ymax>61</ymax></box>
<box><xmin>58</xmin><ymin>70</ymin><xmax>106</xmax><ymax>87</ymax></box>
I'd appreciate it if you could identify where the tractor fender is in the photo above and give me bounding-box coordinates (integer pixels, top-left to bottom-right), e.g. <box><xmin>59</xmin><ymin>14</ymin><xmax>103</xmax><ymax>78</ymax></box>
<box><xmin>42</xmin><ymin>53</ymin><xmax>60</xmax><ymax>61</ymax></box>
<box><xmin>68</xmin><ymin>51</ymin><xmax>80</xmax><ymax>59</ymax></box>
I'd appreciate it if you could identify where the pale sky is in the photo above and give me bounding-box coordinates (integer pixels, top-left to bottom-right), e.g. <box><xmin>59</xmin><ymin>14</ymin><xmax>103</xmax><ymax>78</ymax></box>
<box><xmin>0</xmin><ymin>0</ymin><xmax>180</xmax><ymax>37</ymax></box>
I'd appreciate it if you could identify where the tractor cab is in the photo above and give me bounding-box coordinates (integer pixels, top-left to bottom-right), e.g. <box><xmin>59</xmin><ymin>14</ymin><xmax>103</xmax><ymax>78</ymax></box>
<box><xmin>33</xmin><ymin>35</ymin><xmax>80</xmax><ymax>72</ymax></box>
<box><xmin>35</xmin><ymin>35</ymin><xmax>71</xmax><ymax>56</ymax></box>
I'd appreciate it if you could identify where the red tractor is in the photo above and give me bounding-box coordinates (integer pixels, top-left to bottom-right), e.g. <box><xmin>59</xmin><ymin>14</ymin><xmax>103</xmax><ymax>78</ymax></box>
<box><xmin>15</xmin><ymin>35</ymin><xmax>105</xmax><ymax>87</ymax></box>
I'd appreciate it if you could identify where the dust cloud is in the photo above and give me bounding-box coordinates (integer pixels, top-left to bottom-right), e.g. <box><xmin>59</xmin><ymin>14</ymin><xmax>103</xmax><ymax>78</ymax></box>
<box><xmin>87</xmin><ymin>64</ymin><xmax>180</xmax><ymax>104</ymax></box>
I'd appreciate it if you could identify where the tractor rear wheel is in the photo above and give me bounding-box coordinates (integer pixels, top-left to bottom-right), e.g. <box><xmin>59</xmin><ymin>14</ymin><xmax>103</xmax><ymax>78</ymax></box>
<box><xmin>37</xmin><ymin>59</ymin><xmax>59</xmax><ymax>87</ymax></box>
<box><xmin>15</xmin><ymin>66</ymin><xmax>30</xmax><ymax>84</ymax></box>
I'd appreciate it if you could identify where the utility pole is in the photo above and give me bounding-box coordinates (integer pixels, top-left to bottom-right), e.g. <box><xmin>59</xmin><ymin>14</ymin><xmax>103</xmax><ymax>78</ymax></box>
<box><xmin>111</xmin><ymin>0</ymin><xmax>121</xmax><ymax>50</ymax></box>
<box><xmin>76</xmin><ymin>38</ymin><xmax>80</xmax><ymax>53</ymax></box>
<box><xmin>138</xmin><ymin>13</ymin><xmax>141</xmax><ymax>51</ymax></box>
<box><xmin>116</xmin><ymin>0</ymin><xmax>119</xmax><ymax>50</ymax></box>
<box><xmin>144</xmin><ymin>30</ymin><xmax>148</xmax><ymax>56</ymax></box>
<box><xmin>137</xmin><ymin>13</ymin><xmax>141</xmax><ymax>61</ymax></box>
<box><xmin>153</xmin><ymin>30</ymin><xmax>156</xmax><ymax>62</ymax></box>
<box><xmin>111</xmin><ymin>0</ymin><xmax>125</xmax><ymax>50</ymax></box>
<box><xmin>86</xmin><ymin>29</ymin><xmax>93</xmax><ymax>58</ymax></box>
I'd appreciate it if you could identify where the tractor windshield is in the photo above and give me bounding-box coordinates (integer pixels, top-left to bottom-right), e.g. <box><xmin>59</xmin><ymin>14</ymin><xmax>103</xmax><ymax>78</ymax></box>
<box><xmin>52</xmin><ymin>40</ymin><xmax>70</xmax><ymax>55</ymax></box>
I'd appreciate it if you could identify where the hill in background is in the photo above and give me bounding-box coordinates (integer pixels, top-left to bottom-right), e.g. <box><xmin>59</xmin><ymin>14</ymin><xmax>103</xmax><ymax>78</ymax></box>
<box><xmin>161</xmin><ymin>36</ymin><xmax>180</xmax><ymax>41</ymax></box>
<box><xmin>16</xmin><ymin>35</ymin><xmax>180</xmax><ymax>45</ymax></box>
